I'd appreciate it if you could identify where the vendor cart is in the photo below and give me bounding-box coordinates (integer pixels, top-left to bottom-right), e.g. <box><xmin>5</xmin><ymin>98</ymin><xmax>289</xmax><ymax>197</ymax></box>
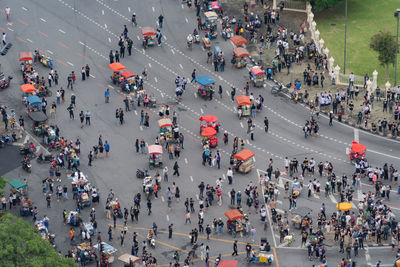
<box><xmin>118</xmin><ymin>254</ymin><xmax>140</xmax><ymax>266</ymax></box>
<box><xmin>195</xmin><ymin>75</ymin><xmax>215</xmax><ymax>99</ymax></box>
<box><xmin>94</xmin><ymin>242</ymin><xmax>117</xmax><ymax>265</ymax></box>
<box><xmin>142</xmin><ymin>27</ymin><xmax>157</xmax><ymax>49</ymax></box>
<box><xmin>225</xmin><ymin>209</ymin><xmax>245</xmax><ymax>237</ymax></box>
<box><xmin>347</xmin><ymin>141</ymin><xmax>366</xmax><ymax>162</ymax></box>
<box><xmin>201</xmin><ymin>127</ymin><xmax>218</xmax><ymax>148</ymax></box>
<box><xmin>67</xmin><ymin>211</ymin><xmax>82</xmax><ymax>227</ymax></box>
<box><xmin>21</xmin><ymin>83</ymin><xmax>37</xmax><ymax>97</ymax></box>
<box><xmin>109</xmin><ymin>62</ymin><xmax>127</xmax><ymax>84</ymax></box>
<box><xmin>33</xmin><ymin>49</ymin><xmax>53</xmax><ymax>68</ymax></box>
<box><xmin>199</xmin><ymin>115</ymin><xmax>219</xmax><ymax>133</ymax></box>
<box><xmin>236</xmin><ymin>95</ymin><xmax>251</xmax><ymax>118</ymax></box>
<box><xmin>232</xmin><ymin>47</ymin><xmax>250</xmax><ymax>68</ymax></box>
<box><xmin>232</xmin><ymin>149</ymin><xmax>255</xmax><ymax>173</ymax></box>
<box><xmin>204</xmin><ymin>11</ymin><xmax>218</xmax><ymax>31</ymax></box>
<box><xmin>83</xmin><ymin>222</ymin><xmax>94</xmax><ymax>237</ymax></box>
<box><xmin>250</xmin><ymin>66</ymin><xmax>265</xmax><ymax>87</ymax></box>
<box><xmin>148</xmin><ymin>144</ymin><xmax>163</xmax><ymax>169</ymax></box>
<box><xmin>120</xmin><ymin>70</ymin><xmax>137</xmax><ymax>93</ymax></box>
<box><xmin>19</xmin><ymin>51</ymin><xmax>33</xmax><ymax>74</ymax></box>
<box><xmin>158</xmin><ymin>118</ymin><xmax>173</xmax><ymax>139</ymax></box>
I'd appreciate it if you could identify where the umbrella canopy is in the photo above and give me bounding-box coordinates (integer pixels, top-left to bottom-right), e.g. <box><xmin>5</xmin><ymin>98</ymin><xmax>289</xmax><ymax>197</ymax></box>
<box><xmin>351</xmin><ymin>141</ymin><xmax>367</xmax><ymax>153</ymax></box>
<box><xmin>121</xmin><ymin>70</ymin><xmax>135</xmax><ymax>79</ymax></box>
<box><xmin>336</xmin><ymin>202</ymin><xmax>352</xmax><ymax>211</ymax></box>
<box><xmin>8</xmin><ymin>179</ymin><xmax>27</xmax><ymax>190</ymax></box>
<box><xmin>118</xmin><ymin>254</ymin><xmax>140</xmax><ymax>264</ymax></box>
<box><xmin>201</xmin><ymin>127</ymin><xmax>217</xmax><ymax>137</ymax></box>
<box><xmin>204</xmin><ymin>11</ymin><xmax>218</xmax><ymax>20</ymax></box>
<box><xmin>141</xmin><ymin>27</ymin><xmax>156</xmax><ymax>36</ymax></box>
<box><xmin>250</xmin><ymin>66</ymin><xmax>265</xmax><ymax>76</ymax></box>
<box><xmin>19</xmin><ymin>51</ymin><xmax>33</xmax><ymax>62</ymax></box>
<box><xmin>27</xmin><ymin>95</ymin><xmax>41</xmax><ymax>105</ymax></box>
<box><xmin>148</xmin><ymin>145</ymin><xmax>163</xmax><ymax>154</ymax></box>
<box><xmin>28</xmin><ymin>111</ymin><xmax>48</xmax><ymax>122</ymax></box>
<box><xmin>199</xmin><ymin>115</ymin><xmax>218</xmax><ymax>123</ymax></box>
<box><xmin>218</xmin><ymin>260</ymin><xmax>238</xmax><ymax>267</ymax></box>
<box><xmin>233</xmin><ymin>149</ymin><xmax>254</xmax><ymax>161</ymax></box>
<box><xmin>195</xmin><ymin>75</ymin><xmax>215</xmax><ymax>86</ymax></box>
<box><xmin>210</xmin><ymin>1</ymin><xmax>220</xmax><ymax>9</ymax></box>
<box><xmin>230</xmin><ymin>35</ymin><xmax>248</xmax><ymax>46</ymax></box>
<box><xmin>224</xmin><ymin>209</ymin><xmax>244</xmax><ymax>221</ymax></box>
<box><xmin>233</xmin><ymin>47</ymin><xmax>250</xmax><ymax>58</ymax></box>
<box><xmin>158</xmin><ymin>118</ymin><xmax>173</xmax><ymax>128</ymax></box>
<box><xmin>108</xmin><ymin>63</ymin><xmax>126</xmax><ymax>72</ymax></box>
<box><xmin>291</xmin><ymin>206</ymin><xmax>312</xmax><ymax>217</ymax></box>
<box><xmin>20</xmin><ymin>84</ymin><xmax>36</xmax><ymax>93</ymax></box>
<box><xmin>235</xmin><ymin>95</ymin><xmax>251</xmax><ymax>106</ymax></box>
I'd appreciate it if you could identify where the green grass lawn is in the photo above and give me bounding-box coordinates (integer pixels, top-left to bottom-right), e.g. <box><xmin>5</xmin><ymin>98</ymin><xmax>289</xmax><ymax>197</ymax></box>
<box><xmin>315</xmin><ymin>0</ymin><xmax>400</xmax><ymax>86</ymax></box>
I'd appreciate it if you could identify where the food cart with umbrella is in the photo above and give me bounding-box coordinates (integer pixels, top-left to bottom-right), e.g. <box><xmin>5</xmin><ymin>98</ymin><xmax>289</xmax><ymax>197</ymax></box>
<box><xmin>195</xmin><ymin>75</ymin><xmax>215</xmax><ymax>99</ymax></box>
<box><xmin>249</xmin><ymin>66</ymin><xmax>265</xmax><ymax>87</ymax></box>
<box><xmin>204</xmin><ymin>11</ymin><xmax>218</xmax><ymax>31</ymax></box>
<box><xmin>109</xmin><ymin>63</ymin><xmax>127</xmax><ymax>84</ymax></box>
<box><xmin>236</xmin><ymin>95</ymin><xmax>251</xmax><ymax>118</ymax></box>
<box><xmin>120</xmin><ymin>70</ymin><xmax>137</xmax><ymax>93</ymax></box>
<box><xmin>291</xmin><ymin>206</ymin><xmax>312</xmax><ymax>230</ymax></box>
<box><xmin>148</xmin><ymin>144</ymin><xmax>163</xmax><ymax>169</ymax></box>
<box><xmin>142</xmin><ymin>27</ymin><xmax>157</xmax><ymax>48</ymax></box>
<box><xmin>218</xmin><ymin>260</ymin><xmax>239</xmax><ymax>267</ymax></box>
<box><xmin>33</xmin><ymin>49</ymin><xmax>53</xmax><ymax>68</ymax></box>
<box><xmin>118</xmin><ymin>254</ymin><xmax>140</xmax><ymax>266</ymax></box>
<box><xmin>21</xmin><ymin>83</ymin><xmax>36</xmax><ymax>97</ymax></box>
<box><xmin>199</xmin><ymin>115</ymin><xmax>219</xmax><ymax>133</ymax></box>
<box><xmin>347</xmin><ymin>141</ymin><xmax>366</xmax><ymax>162</ymax></box>
<box><xmin>158</xmin><ymin>118</ymin><xmax>173</xmax><ymax>140</ymax></box>
<box><xmin>230</xmin><ymin>35</ymin><xmax>248</xmax><ymax>47</ymax></box>
<box><xmin>94</xmin><ymin>242</ymin><xmax>117</xmax><ymax>265</ymax></box>
<box><xmin>232</xmin><ymin>149</ymin><xmax>254</xmax><ymax>173</ymax></box>
<box><xmin>201</xmin><ymin>127</ymin><xmax>218</xmax><ymax>148</ymax></box>
<box><xmin>225</xmin><ymin>209</ymin><xmax>245</xmax><ymax>237</ymax></box>
<box><xmin>232</xmin><ymin>47</ymin><xmax>250</xmax><ymax>68</ymax></box>
<box><xmin>19</xmin><ymin>51</ymin><xmax>33</xmax><ymax>72</ymax></box>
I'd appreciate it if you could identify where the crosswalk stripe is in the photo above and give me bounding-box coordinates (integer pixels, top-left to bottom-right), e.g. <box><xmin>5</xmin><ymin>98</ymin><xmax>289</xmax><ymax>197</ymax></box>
<box><xmin>329</xmin><ymin>194</ymin><xmax>337</xmax><ymax>204</ymax></box>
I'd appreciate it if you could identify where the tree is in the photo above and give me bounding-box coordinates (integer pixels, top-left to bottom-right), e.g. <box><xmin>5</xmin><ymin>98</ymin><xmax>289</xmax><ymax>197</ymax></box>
<box><xmin>370</xmin><ymin>31</ymin><xmax>397</xmax><ymax>78</ymax></box>
<box><xmin>308</xmin><ymin>0</ymin><xmax>344</xmax><ymax>11</ymax></box>
<box><xmin>0</xmin><ymin>213</ymin><xmax>75</xmax><ymax>267</ymax></box>
<box><xmin>0</xmin><ymin>176</ymin><xmax>7</xmax><ymax>198</ymax></box>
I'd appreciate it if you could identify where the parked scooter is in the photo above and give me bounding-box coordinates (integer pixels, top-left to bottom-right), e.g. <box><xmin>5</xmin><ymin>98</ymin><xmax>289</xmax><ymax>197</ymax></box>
<box><xmin>21</xmin><ymin>159</ymin><xmax>32</xmax><ymax>173</ymax></box>
<box><xmin>37</xmin><ymin>153</ymin><xmax>53</xmax><ymax>163</ymax></box>
<box><xmin>136</xmin><ymin>168</ymin><xmax>148</xmax><ymax>179</ymax></box>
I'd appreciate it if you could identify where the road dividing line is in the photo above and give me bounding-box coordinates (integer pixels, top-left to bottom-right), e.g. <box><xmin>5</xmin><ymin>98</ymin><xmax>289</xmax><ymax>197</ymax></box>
<box><xmin>246</xmin><ymin>139</ymin><xmax>250</xmax><ymax>144</ymax></box>
<box><xmin>166</xmin><ymin>215</ymin><xmax>170</xmax><ymax>221</ymax></box>
<box><xmin>152</xmin><ymin>6</ymin><xmax>155</xmax><ymax>12</ymax></box>
<box><xmin>59</xmin><ymin>29</ymin><xmax>65</xmax><ymax>34</ymax></box>
<box><xmin>57</xmin><ymin>42</ymin><xmax>69</xmax><ymax>49</ymax></box>
<box><xmin>154</xmin><ymin>77</ymin><xmax>158</xmax><ymax>83</ymax></box>
<box><xmin>184</xmin><ymin>158</ymin><xmax>188</xmax><ymax>164</ymax></box>
<box><xmin>134</xmin><ymin>110</ymin><xmax>138</xmax><ymax>115</ymax></box>
<box><xmin>38</xmin><ymin>30</ymin><xmax>48</xmax><ymax>37</ymax></box>
<box><xmin>240</xmin><ymin>122</ymin><xmax>244</xmax><ymax>128</ymax></box>
<box><xmin>140</xmin><ymin>126</ymin><xmax>143</xmax><ymax>131</ymax></box>
<box><xmin>22</xmin><ymin>7</ymin><xmax>28</xmax><ymax>11</ymax></box>
<box><xmin>190</xmin><ymin>176</ymin><xmax>193</xmax><ymax>182</ymax></box>
<box><xmin>185</xmin><ymin>17</ymin><xmax>188</xmax><ymax>23</ymax></box>
<box><xmin>40</xmin><ymin>18</ymin><xmax>46</xmax><ymax>22</ymax></box>
<box><xmin>161</xmin><ymin>196</ymin><xmax>165</xmax><ymax>202</ymax></box>
<box><xmin>194</xmin><ymin>92</ymin><xmax>197</xmax><ymax>98</ymax></box>
<box><xmin>46</xmin><ymin>50</ymin><xmax>54</xmax><ymax>55</ymax></box>
<box><xmin>108</xmin><ymin>37</ymin><xmax>111</xmax><ymax>43</ymax></box>
<box><xmin>148</xmin><ymin>63</ymin><xmax>152</xmax><ymax>68</ymax></box>
<box><xmin>200</xmin><ymin>108</ymin><xmax>204</xmax><ymax>114</ymax></box>
<box><xmin>136</xmin><ymin>35</ymin><xmax>140</xmax><ymax>40</ymax></box>
<box><xmin>222</xmin><ymin>174</ymin><xmax>226</xmax><ymax>180</ymax></box>
<box><xmin>226</xmin><ymin>90</ymin><xmax>230</xmax><ymax>96</ymax></box>
<box><xmin>181</xmin><ymin>4</ymin><xmax>185</xmax><ymax>9</ymax></box>
<box><xmin>354</xmin><ymin>128</ymin><xmax>359</xmax><ymax>143</ymax></box>
<box><xmin>90</xmin><ymin>74</ymin><xmax>96</xmax><ymax>78</ymax></box>
<box><xmin>17</xmin><ymin>19</ymin><xmax>28</xmax><ymax>26</ymax></box>
<box><xmin>160</xmin><ymin>92</ymin><xmax>164</xmax><ymax>98</ymax></box>
<box><xmin>128</xmin><ymin>7</ymin><xmax>131</xmax><ymax>12</ymax></box>
<box><xmin>102</xmin><ymin>9</ymin><xmax>104</xmax><ymax>15</ymax></box>
<box><xmin>16</xmin><ymin>36</ymin><xmax>26</xmax><ymax>43</ymax></box>
<box><xmin>179</xmin><ymin>64</ymin><xmax>183</xmax><ymax>69</ymax></box>
<box><xmin>26</xmin><ymin>38</ymin><xmax>33</xmax><ymax>43</ymax></box>
<box><xmin>171</xmin><ymin>49</ymin><xmax>175</xmax><ymax>54</ymax></box>
<box><xmin>56</xmin><ymin>59</ymin><xmax>68</xmax><ymax>66</ymax></box>
<box><xmin>67</xmin><ymin>61</ymin><xmax>74</xmax><ymax>66</ymax></box>
<box><xmin>104</xmin><ymin>23</ymin><xmax>107</xmax><ymax>28</ymax></box>
<box><xmin>196</xmin><ymin>194</ymin><xmax>199</xmax><ymax>200</ymax></box>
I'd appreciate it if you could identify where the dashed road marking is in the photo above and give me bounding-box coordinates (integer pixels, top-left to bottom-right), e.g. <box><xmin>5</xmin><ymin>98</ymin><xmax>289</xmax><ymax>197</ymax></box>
<box><xmin>140</xmin><ymin>126</ymin><xmax>143</xmax><ymax>131</ymax></box>
<box><xmin>67</xmin><ymin>61</ymin><xmax>74</xmax><ymax>66</ymax></box>
<box><xmin>40</xmin><ymin>17</ymin><xmax>46</xmax><ymax>22</ymax></box>
<box><xmin>108</xmin><ymin>37</ymin><xmax>111</xmax><ymax>43</ymax></box>
<box><xmin>102</xmin><ymin>9</ymin><xmax>104</xmax><ymax>15</ymax></box>
<box><xmin>104</xmin><ymin>23</ymin><xmax>107</xmax><ymax>28</ymax></box>
<box><xmin>134</xmin><ymin>110</ymin><xmax>138</xmax><ymax>115</ymax></box>
<box><xmin>46</xmin><ymin>50</ymin><xmax>54</xmax><ymax>55</ymax></box>
<box><xmin>179</xmin><ymin>64</ymin><xmax>183</xmax><ymax>69</ymax></box>
<box><xmin>148</xmin><ymin>63</ymin><xmax>152</xmax><ymax>68</ymax></box>
<box><xmin>166</xmin><ymin>215</ymin><xmax>169</xmax><ymax>221</ymax></box>
<box><xmin>90</xmin><ymin>74</ymin><xmax>96</xmax><ymax>78</ymax></box>
<box><xmin>184</xmin><ymin>158</ymin><xmax>188</xmax><ymax>164</ymax></box>
<box><xmin>137</xmin><ymin>35</ymin><xmax>140</xmax><ymax>41</ymax></box>
<box><xmin>240</xmin><ymin>122</ymin><xmax>244</xmax><ymax>128</ymax></box>
<box><xmin>185</xmin><ymin>17</ymin><xmax>188</xmax><ymax>23</ymax></box>
<box><xmin>26</xmin><ymin>38</ymin><xmax>33</xmax><ymax>43</ymax></box>
<box><xmin>59</xmin><ymin>29</ymin><xmax>65</xmax><ymax>34</ymax></box>
<box><xmin>154</xmin><ymin>77</ymin><xmax>158</xmax><ymax>83</ymax></box>
<box><xmin>22</xmin><ymin>7</ymin><xmax>28</xmax><ymax>11</ymax></box>
<box><xmin>200</xmin><ymin>108</ymin><xmax>204</xmax><ymax>114</ymax></box>
<box><xmin>190</xmin><ymin>176</ymin><xmax>193</xmax><ymax>182</ymax></box>
<box><xmin>161</xmin><ymin>196</ymin><xmax>165</xmax><ymax>202</ymax></box>
<box><xmin>329</xmin><ymin>194</ymin><xmax>337</xmax><ymax>204</ymax></box>
<box><xmin>152</xmin><ymin>6</ymin><xmax>155</xmax><ymax>12</ymax></box>
<box><xmin>128</xmin><ymin>7</ymin><xmax>131</xmax><ymax>12</ymax></box>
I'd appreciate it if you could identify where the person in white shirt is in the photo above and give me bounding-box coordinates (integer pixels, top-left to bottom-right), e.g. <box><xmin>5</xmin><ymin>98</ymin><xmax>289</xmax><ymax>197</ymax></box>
<box><xmin>5</xmin><ymin>7</ymin><xmax>10</xmax><ymax>21</ymax></box>
<box><xmin>2</xmin><ymin>32</ymin><xmax>6</xmax><ymax>46</ymax></box>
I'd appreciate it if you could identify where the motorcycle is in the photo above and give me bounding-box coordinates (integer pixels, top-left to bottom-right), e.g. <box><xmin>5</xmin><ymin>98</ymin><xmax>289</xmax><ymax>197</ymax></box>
<box><xmin>136</xmin><ymin>168</ymin><xmax>148</xmax><ymax>179</ymax></box>
<box><xmin>37</xmin><ymin>153</ymin><xmax>53</xmax><ymax>163</ymax></box>
<box><xmin>215</xmin><ymin>254</ymin><xmax>221</xmax><ymax>266</ymax></box>
<box><xmin>0</xmin><ymin>75</ymin><xmax>12</xmax><ymax>90</ymax></box>
<box><xmin>194</xmin><ymin>34</ymin><xmax>200</xmax><ymax>44</ymax></box>
<box><xmin>1</xmin><ymin>135</ymin><xmax>13</xmax><ymax>146</ymax></box>
<box><xmin>187</xmin><ymin>40</ymin><xmax>193</xmax><ymax>51</ymax></box>
<box><xmin>22</xmin><ymin>160</ymin><xmax>32</xmax><ymax>173</ymax></box>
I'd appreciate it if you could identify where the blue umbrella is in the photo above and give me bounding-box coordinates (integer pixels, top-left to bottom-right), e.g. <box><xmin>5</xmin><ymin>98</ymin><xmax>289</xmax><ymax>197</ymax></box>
<box><xmin>195</xmin><ymin>75</ymin><xmax>215</xmax><ymax>86</ymax></box>
<box><xmin>27</xmin><ymin>95</ymin><xmax>41</xmax><ymax>105</ymax></box>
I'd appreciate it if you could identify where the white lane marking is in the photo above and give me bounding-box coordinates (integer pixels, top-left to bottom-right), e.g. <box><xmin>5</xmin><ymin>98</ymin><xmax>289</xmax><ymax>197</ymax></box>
<box><xmin>22</xmin><ymin>7</ymin><xmax>28</xmax><ymax>11</ymax></box>
<box><xmin>23</xmin><ymin>135</ymin><xmax>29</xmax><ymax>144</ymax></box>
<box><xmin>166</xmin><ymin>215</ymin><xmax>170</xmax><ymax>221</ymax></box>
<box><xmin>368</xmin><ymin>149</ymin><xmax>400</xmax><ymax>160</ymax></box>
<box><xmin>200</xmin><ymin>108</ymin><xmax>204</xmax><ymax>114</ymax></box>
<box><xmin>128</xmin><ymin>7</ymin><xmax>131</xmax><ymax>12</ymax></box>
<box><xmin>108</xmin><ymin>85</ymin><xmax>114</xmax><ymax>89</ymax></box>
<box><xmin>40</xmin><ymin>18</ymin><xmax>46</xmax><ymax>22</ymax></box>
<box><xmin>190</xmin><ymin>176</ymin><xmax>193</xmax><ymax>182</ymax></box>
<box><xmin>246</xmin><ymin>139</ymin><xmax>250</xmax><ymax>144</ymax></box>
<box><xmin>26</xmin><ymin>38</ymin><xmax>33</xmax><ymax>43</ymax></box>
<box><xmin>154</xmin><ymin>77</ymin><xmax>158</xmax><ymax>83</ymax></box>
<box><xmin>67</xmin><ymin>61</ymin><xmax>74</xmax><ymax>66</ymax></box>
<box><xmin>240</xmin><ymin>122</ymin><xmax>244</xmax><ymax>128</ymax></box>
<box><xmin>181</xmin><ymin>4</ymin><xmax>185</xmax><ymax>9</ymax></box>
<box><xmin>59</xmin><ymin>29</ymin><xmax>66</xmax><ymax>34</ymax></box>
<box><xmin>184</xmin><ymin>158</ymin><xmax>188</xmax><ymax>164</ymax></box>
<box><xmin>46</xmin><ymin>50</ymin><xmax>54</xmax><ymax>55</ymax></box>
<box><xmin>185</xmin><ymin>17</ymin><xmax>188</xmax><ymax>23</ymax></box>
<box><xmin>104</xmin><ymin>23</ymin><xmax>107</xmax><ymax>28</ymax></box>
<box><xmin>226</xmin><ymin>90</ymin><xmax>230</xmax><ymax>96</ymax></box>
<box><xmin>161</xmin><ymin>196</ymin><xmax>165</xmax><ymax>202</ymax></box>
<box><xmin>90</xmin><ymin>74</ymin><xmax>96</xmax><ymax>78</ymax></box>
<box><xmin>140</xmin><ymin>126</ymin><xmax>143</xmax><ymax>131</ymax></box>
<box><xmin>134</xmin><ymin>110</ymin><xmax>138</xmax><ymax>115</ymax></box>
<box><xmin>102</xmin><ymin>9</ymin><xmax>104</xmax><ymax>15</ymax></box>
<box><xmin>329</xmin><ymin>194</ymin><xmax>337</xmax><ymax>204</ymax></box>
<box><xmin>152</xmin><ymin>6</ymin><xmax>155</xmax><ymax>12</ymax></box>
<box><xmin>160</xmin><ymin>92</ymin><xmax>164</xmax><ymax>98</ymax></box>
<box><xmin>163</xmin><ymin>36</ymin><xmax>167</xmax><ymax>41</ymax></box>
<box><xmin>108</xmin><ymin>37</ymin><xmax>111</xmax><ymax>43</ymax></box>
<box><xmin>194</xmin><ymin>92</ymin><xmax>198</xmax><ymax>98</ymax></box>
<box><xmin>171</xmin><ymin>49</ymin><xmax>175</xmax><ymax>54</ymax></box>
<box><xmin>7</xmin><ymin>28</ymin><xmax>13</xmax><ymax>31</ymax></box>
<box><xmin>148</xmin><ymin>63</ymin><xmax>152</xmax><ymax>68</ymax></box>
<box><xmin>222</xmin><ymin>174</ymin><xmax>226</xmax><ymax>180</ymax></box>
<box><xmin>179</xmin><ymin>64</ymin><xmax>183</xmax><ymax>69</ymax></box>
<box><xmin>137</xmin><ymin>35</ymin><xmax>140</xmax><ymax>41</ymax></box>
<box><xmin>196</xmin><ymin>194</ymin><xmax>199</xmax><ymax>200</ymax></box>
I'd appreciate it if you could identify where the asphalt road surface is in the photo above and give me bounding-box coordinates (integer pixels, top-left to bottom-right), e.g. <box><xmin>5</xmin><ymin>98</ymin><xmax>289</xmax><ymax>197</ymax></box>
<box><xmin>0</xmin><ymin>0</ymin><xmax>400</xmax><ymax>266</ymax></box>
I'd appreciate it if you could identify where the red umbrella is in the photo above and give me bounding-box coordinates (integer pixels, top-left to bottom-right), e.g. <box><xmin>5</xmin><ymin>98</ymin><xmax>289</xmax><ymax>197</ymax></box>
<box><xmin>199</xmin><ymin>115</ymin><xmax>219</xmax><ymax>123</ymax></box>
<box><xmin>351</xmin><ymin>141</ymin><xmax>367</xmax><ymax>153</ymax></box>
<box><xmin>201</xmin><ymin>127</ymin><xmax>217</xmax><ymax>137</ymax></box>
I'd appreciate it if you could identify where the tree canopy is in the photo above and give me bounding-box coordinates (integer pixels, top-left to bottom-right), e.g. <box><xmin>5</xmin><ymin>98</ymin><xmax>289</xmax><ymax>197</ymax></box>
<box><xmin>0</xmin><ymin>212</ymin><xmax>75</xmax><ymax>267</ymax></box>
<box><xmin>0</xmin><ymin>176</ymin><xmax>7</xmax><ymax>198</ymax></box>
<box><xmin>370</xmin><ymin>31</ymin><xmax>397</xmax><ymax>78</ymax></box>
<box><xmin>308</xmin><ymin>0</ymin><xmax>344</xmax><ymax>11</ymax></box>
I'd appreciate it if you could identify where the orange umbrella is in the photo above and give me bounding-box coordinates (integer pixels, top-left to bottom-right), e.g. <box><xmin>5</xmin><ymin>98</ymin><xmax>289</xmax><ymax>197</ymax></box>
<box><xmin>20</xmin><ymin>84</ymin><xmax>36</xmax><ymax>93</ymax></box>
<box><xmin>201</xmin><ymin>127</ymin><xmax>217</xmax><ymax>137</ymax></box>
<box><xmin>230</xmin><ymin>35</ymin><xmax>248</xmax><ymax>46</ymax></box>
<box><xmin>108</xmin><ymin>63</ymin><xmax>126</xmax><ymax>72</ymax></box>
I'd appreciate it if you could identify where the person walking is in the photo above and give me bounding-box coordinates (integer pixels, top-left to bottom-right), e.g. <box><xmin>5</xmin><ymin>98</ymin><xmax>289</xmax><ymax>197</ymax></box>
<box><xmin>232</xmin><ymin>240</ymin><xmax>238</xmax><ymax>256</ymax></box>
<box><xmin>158</xmin><ymin>14</ymin><xmax>164</xmax><ymax>28</ymax></box>
<box><xmin>231</xmin><ymin>86</ymin><xmax>236</xmax><ymax>101</ymax></box>
<box><xmin>173</xmin><ymin>161</ymin><xmax>180</xmax><ymax>176</ymax></box>
<box><xmin>120</xmin><ymin>231</ymin><xmax>125</xmax><ymax>246</ymax></box>
<box><xmin>264</xmin><ymin>117</ymin><xmax>269</xmax><ymax>132</ymax></box>
<box><xmin>104</xmin><ymin>141</ymin><xmax>110</xmax><ymax>157</ymax></box>
<box><xmin>147</xmin><ymin>199</ymin><xmax>152</xmax><ymax>215</ymax></box>
<box><xmin>115</xmin><ymin>50</ymin><xmax>120</xmax><ymax>62</ymax></box>
<box><xmin>108</xmin><ymin>226</ymin><xmax>113</xmax><ymax>241</ymax></box>
<box><xmin>227</xmin><ymin>167</ymin><xmax>233</xmax><ymax>184</ymax></box>
<box><xmin>109</xmin><ymin>50</ymin><xmax>114</xmax><ymax>64</ymax></box>
<box><xmin>191</xmin><ymin>69</ymin><xmax>196</xmax><ymax>83</ymax></box>
<box><xmin>105</xmin><ymin>88</ymin><xmax>110</xmax><ymax>103</ymax></box>
<box><xmin>168</xmin><ymin>224</ymin><xmax>173</xmax><ymax>238</ymax></box>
